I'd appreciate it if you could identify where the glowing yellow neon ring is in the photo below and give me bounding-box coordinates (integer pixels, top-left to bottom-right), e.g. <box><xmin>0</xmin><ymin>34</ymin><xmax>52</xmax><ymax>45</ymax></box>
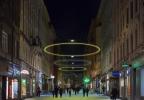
<box><xmin>44</xmin><ymin>42</ymin><xmax>101</xmax><ymax>57</ymax></box>
<box><xmin>58</xmin><ymin>67</ymin><xmax>87</xmax><ymax>72</ymax></box>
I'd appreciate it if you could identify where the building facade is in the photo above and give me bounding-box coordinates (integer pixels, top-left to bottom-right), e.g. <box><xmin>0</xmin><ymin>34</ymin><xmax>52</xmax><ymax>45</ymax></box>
<box><xmin>88</xmin><ymin>0</ymin><xmax>144</xmax><ymax>100</ymax></box>
<box><xmin>112</xmin><ymin>0</ymin><xmax>144</xmax><ymax>100</ymax></box>
<box><xmin>87</xmin><ymin>0</ymin><xmax>114</xmax><ymax>95</ymax></box>
<box><xmin>19</xmin><ymin>0</ymin><xmax>55</xmax><ymax>98</ymax></box>
<box><xmin>0</xmin><ymin>0</ymin><xmax>55</xmax><ymax>99</ymax></box>
<box><xmin>0</xmin><ymin>0</ymin><xmax>21</xmax><ymax>99</ymax></box>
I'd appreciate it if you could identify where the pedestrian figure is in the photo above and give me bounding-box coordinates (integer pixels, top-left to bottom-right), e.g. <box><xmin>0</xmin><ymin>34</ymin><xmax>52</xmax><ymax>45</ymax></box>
<box><xmin>66</xmin><ymin>88</ymin><xmax>69</xmax><ymax>94</ymax></box>
<box><xmin>36</xmin><ymin>86</ymin><xmax>41</xmax><ymax>97</ymax></box>
<box><xmin>83</xmin><ymin>87</ymin><xmax>85</xmax><ymax>97</ymax></box>
<box><xmin>110</xmin><ymin>88</ymin><xmax>118</xmax><ymax>100</ymax></box>
<box><xmin>74</xmin><ymin>87</ymin><xmax>77</xmax><ymax>95</ymax></box>
<box><xmin>102</xmin><ymin>86</ymin><xmax>105</xmax><ymax>94</ymax></box>
<box><xmin>85</xmin><ymin>87</ymin><xmax>89</xmax><ymax>97</ymax></box>
<box><xmin>59</xmin><ymin>87</ymin><xmax>63</xmax><ymax>98</ymax></box>
<box><xmin>52</xmin><ymin>89</ymin><xmax>55</xmax><ymax>98</ymax></box>
<box><xmin>68</xmin><ymin>88</ymin><xmax>71</xmax><ymax>97</ymax></box>
<box><xmin>54</xmin><ymin>85</ymin><xmax>59</xmax><ymax>98</ymax></box>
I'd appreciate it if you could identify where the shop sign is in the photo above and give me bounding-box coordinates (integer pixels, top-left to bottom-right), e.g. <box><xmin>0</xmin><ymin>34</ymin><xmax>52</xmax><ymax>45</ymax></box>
<box><xmin>21</xmin><ymin>70</ymin><xmax>29</xmax><ymax>75</ymax></box>
<box><xmin>112</xmin><ymin>71</ymin><xmax>120</xmax><ymax>77</ymax></box>
<box><xmin>8</xmin><ymin>64</ymin><xmax>20</xmax><ymax>76</ymax></box>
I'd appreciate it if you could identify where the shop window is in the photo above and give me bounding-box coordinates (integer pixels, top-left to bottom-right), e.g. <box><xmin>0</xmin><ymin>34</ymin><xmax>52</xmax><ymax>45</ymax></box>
<box><xmin>21</xmin><ymin>79</ymin><xmax>27</xmax><ymax>96</ymax></box>
<box><xmin>141</xmin><ymin>68</ymin><xmax>144</xmax><ymax>96</ymax></box>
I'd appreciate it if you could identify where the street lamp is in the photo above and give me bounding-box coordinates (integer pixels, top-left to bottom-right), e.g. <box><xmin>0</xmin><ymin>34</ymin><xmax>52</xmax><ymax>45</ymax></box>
<box><xmin>70</xmin><ymin>39</ymin><xmax>75</xmax><ymax>42</ymax></box>
<box><xmin>71</xmin><ymin>56</ymin><xmax>74</xmax><ymax>58</ymax></box>
<box><xmin>50</xmin><ymin>75</ymin><xmax>55</xmax><ymax>91</ymax></box>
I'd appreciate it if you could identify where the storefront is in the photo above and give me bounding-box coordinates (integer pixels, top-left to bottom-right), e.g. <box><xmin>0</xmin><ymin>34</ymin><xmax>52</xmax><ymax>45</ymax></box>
<box><xmin>20</xmin><ymin>62</ymin><xmax>31</xmax><ymax>98</ymax></box>
<box><xmin>119</xmin><ymin>68</ymin><xmax>131</xmax><ymax>99</ymax></box>
<box><xmin>131</xmin><ymin>55</ymin><xmax>144</xmax><ymax>100</ymax></box>
<box><xmin>0</xmin><ymin>57</ymin><xmax>20</xmax><ymax>100</ymax></box>
<box><xmin>140</xmin><ymin>67</ymin><xmax>144</xmax><ymax>99</ymax></box>
<box><xmin>8</xmin><ymin>78</ymin><xmax>19</xmax><ymax>99</ymax></box>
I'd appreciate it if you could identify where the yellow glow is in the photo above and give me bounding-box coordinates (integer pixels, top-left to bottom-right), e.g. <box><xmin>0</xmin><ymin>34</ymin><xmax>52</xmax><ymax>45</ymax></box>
<box><xmin>44</xmin><ymin>42</ymin><xmax>101</xmax><ymax>57</ymax></box>
<box><xmin>58</xmin><ymin>67</ymin><xmax>87</xmax><ymax>71</ymax></box>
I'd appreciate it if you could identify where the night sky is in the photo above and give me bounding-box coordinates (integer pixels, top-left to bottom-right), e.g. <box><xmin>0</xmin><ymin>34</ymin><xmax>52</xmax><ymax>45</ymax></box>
<box><xmin>44</xmin><ymin>0</ymin><xmax>101</xmax><ymax>42</ymax></box>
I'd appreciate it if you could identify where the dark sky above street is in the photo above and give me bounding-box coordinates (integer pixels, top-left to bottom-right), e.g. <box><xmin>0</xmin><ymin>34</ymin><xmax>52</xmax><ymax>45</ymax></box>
<box><xmin>44</xmin><ymin>0</ymin><xmax>101</xmax><ymax>42</ymax></box>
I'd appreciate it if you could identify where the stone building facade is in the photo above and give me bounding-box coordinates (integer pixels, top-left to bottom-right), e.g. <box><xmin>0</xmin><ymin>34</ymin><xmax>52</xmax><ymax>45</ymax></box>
<box><xmin>112</xmin><ymin>0</ymin><xmax>144</xmax><ymax>100</ymax></box>
<box><xmin>0</xmin><ymin>0</ymin><xmax>55</xmax><ymax>99</ymax></box>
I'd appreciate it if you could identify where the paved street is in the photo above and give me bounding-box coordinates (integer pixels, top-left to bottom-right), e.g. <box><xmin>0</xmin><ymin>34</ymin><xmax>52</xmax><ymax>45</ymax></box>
<box><xmin>24</xmin><ymin>94</ymin><xmax>120</xmax><ymax>100</ymax></box>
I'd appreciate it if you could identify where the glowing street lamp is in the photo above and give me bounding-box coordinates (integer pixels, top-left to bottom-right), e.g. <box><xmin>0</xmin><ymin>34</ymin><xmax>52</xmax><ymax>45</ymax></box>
<box><xmin>70</xmin><ymin>39</ymin><xmax>75</xmax><ymax>42</ymax></box>
<box><xmin>51</xmin><ymin>75</ymin><xmax>55</xmax><ymax>79</ymax></box>
<box><xmin>50</xmin><ymin>75</ymin><xmax>55</xmax><ymax>91</ymax></box>
<box><xmin>83</xmin><ymin>76</ymin><xmax>91</xmax><ymax>84</ymax></box>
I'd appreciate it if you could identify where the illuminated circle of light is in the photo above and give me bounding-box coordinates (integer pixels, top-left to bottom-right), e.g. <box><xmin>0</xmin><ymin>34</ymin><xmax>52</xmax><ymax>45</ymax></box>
<box><xmin>54</xmin><ymin>59</ymin><xmax>91</xmax><ymax>67</ymax></box>
<box><xmin>44</xmin><ymin>42</ymin><xmax>101</xmax><ymax>57</ymax></box>
<box><xmin>58</xmin><ymin>67</ymin><xmax>87</xmax><ymax>72</ymax></box>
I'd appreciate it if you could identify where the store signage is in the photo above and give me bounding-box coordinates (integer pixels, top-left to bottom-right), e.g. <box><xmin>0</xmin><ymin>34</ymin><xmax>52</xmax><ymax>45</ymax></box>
<box><xmin>112</xmin><ymin>71</ymin><xmax>120</xmax><ymax>77</ymax></box>
<box><xmin>21</xmin><ymin>70</ymin><xmax>29</xmax><ymax>75</ymax></box>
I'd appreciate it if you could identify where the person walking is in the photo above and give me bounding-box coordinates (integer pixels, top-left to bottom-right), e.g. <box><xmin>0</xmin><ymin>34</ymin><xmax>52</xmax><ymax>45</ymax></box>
<box><xmin>68</xmin><ymin>88</ymin><xmax>71</xmax><ymax>97</ymax></box>
<box><xmin>52</xmin><ymin>89</ymin><xmax>55</xmax><ymax>98</ymax></box>
<box><xmin>110</xmin><ymin>87</ymin><xmax>118</xmax><ymax>100</ymax></box>
<box><xmin>85</xmin><ymin>87</ymin><xmax>89</xmax><ymax>97</ymax></box>
<box><xmin>102</xmin><ymin>86</ymin><xmax>105</xmax><ymax>95</ymax></box>
<box><xmin>54</xmin><ymin>85</ymin><xmax>59</xmax><ymax>98</ymax></box>
<box><xmin>36</xmin><ymin>86</ymin><xmax>41</xmax><ymax>97</ymax></box>
<box><xmin>83</xmin><ymin>87</ymin><xmax>85</xmax><ymax>97</ymax></box>
<box><xmin>59</xmin><ymin>87</ymin><xmax>63</xmax><ymax>98</ymax></box>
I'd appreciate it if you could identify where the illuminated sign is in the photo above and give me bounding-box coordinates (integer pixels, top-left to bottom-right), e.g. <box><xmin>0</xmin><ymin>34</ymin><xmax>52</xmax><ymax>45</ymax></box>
<box><xmin>21</xmin><ymin>70</ymin><xmax>29</xmax><ymax>75</ymax></box>
<box><xmin>112</xmin><ymin>71</ymin><xmax>120</xmax><ymax>77</ymax></box>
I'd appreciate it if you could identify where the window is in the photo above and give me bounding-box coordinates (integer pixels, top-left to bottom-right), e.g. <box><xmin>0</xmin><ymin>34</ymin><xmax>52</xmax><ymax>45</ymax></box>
<box><xmin>127</xmin><ymin>39</ymin><xmax>129</xmax><ymax>54</ymax></box>
<box><xmin>130</xmin><ymin>34</ymin><xmax>134</xmax><ymax>52</ymax></box>
<box><xmin>135</xmin><ymin>29</ymin><xmax>138</xmax><ymax>47</ymax></box>
<box><xmin>2</xmin><ymin>30</ymin><xmax>8</xmax><ymax>52</ymax></box>
<box><xmin>130</xmin><ymin>1</ymin><xmax>133</xmax><ymax>19</ymax></box>
<box><xmin>122</xmin><ymin>43</ymin><xmax>124</xmax><ymax>58</ymax></box>
<box><xmin>109</xmin><ymin>51</ymin><xmax>112</xmax><ymax>63</ymax></box>
<box><xmin>123</xmin><ymin>15</ymin><xmax>124</xmax><ymax>29</ymax></box>
<box><xmin>135</xmin><ymin>0</ymin><xmax>138</xmax><ymax>12</ymax></box>
<box><xmin>15</xmin><ymin>41</ymin><xmax>19</xmax><ymax>58</ymax></box>
<box><xmin>126</xmin><ymin>8</ymin><xmax>129</xmax><ymax>25</ymax></box>
<box><xmin>120</xmin><ymin>44</ymin><xmax>122</xmax><ymax>59</ymax></box>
